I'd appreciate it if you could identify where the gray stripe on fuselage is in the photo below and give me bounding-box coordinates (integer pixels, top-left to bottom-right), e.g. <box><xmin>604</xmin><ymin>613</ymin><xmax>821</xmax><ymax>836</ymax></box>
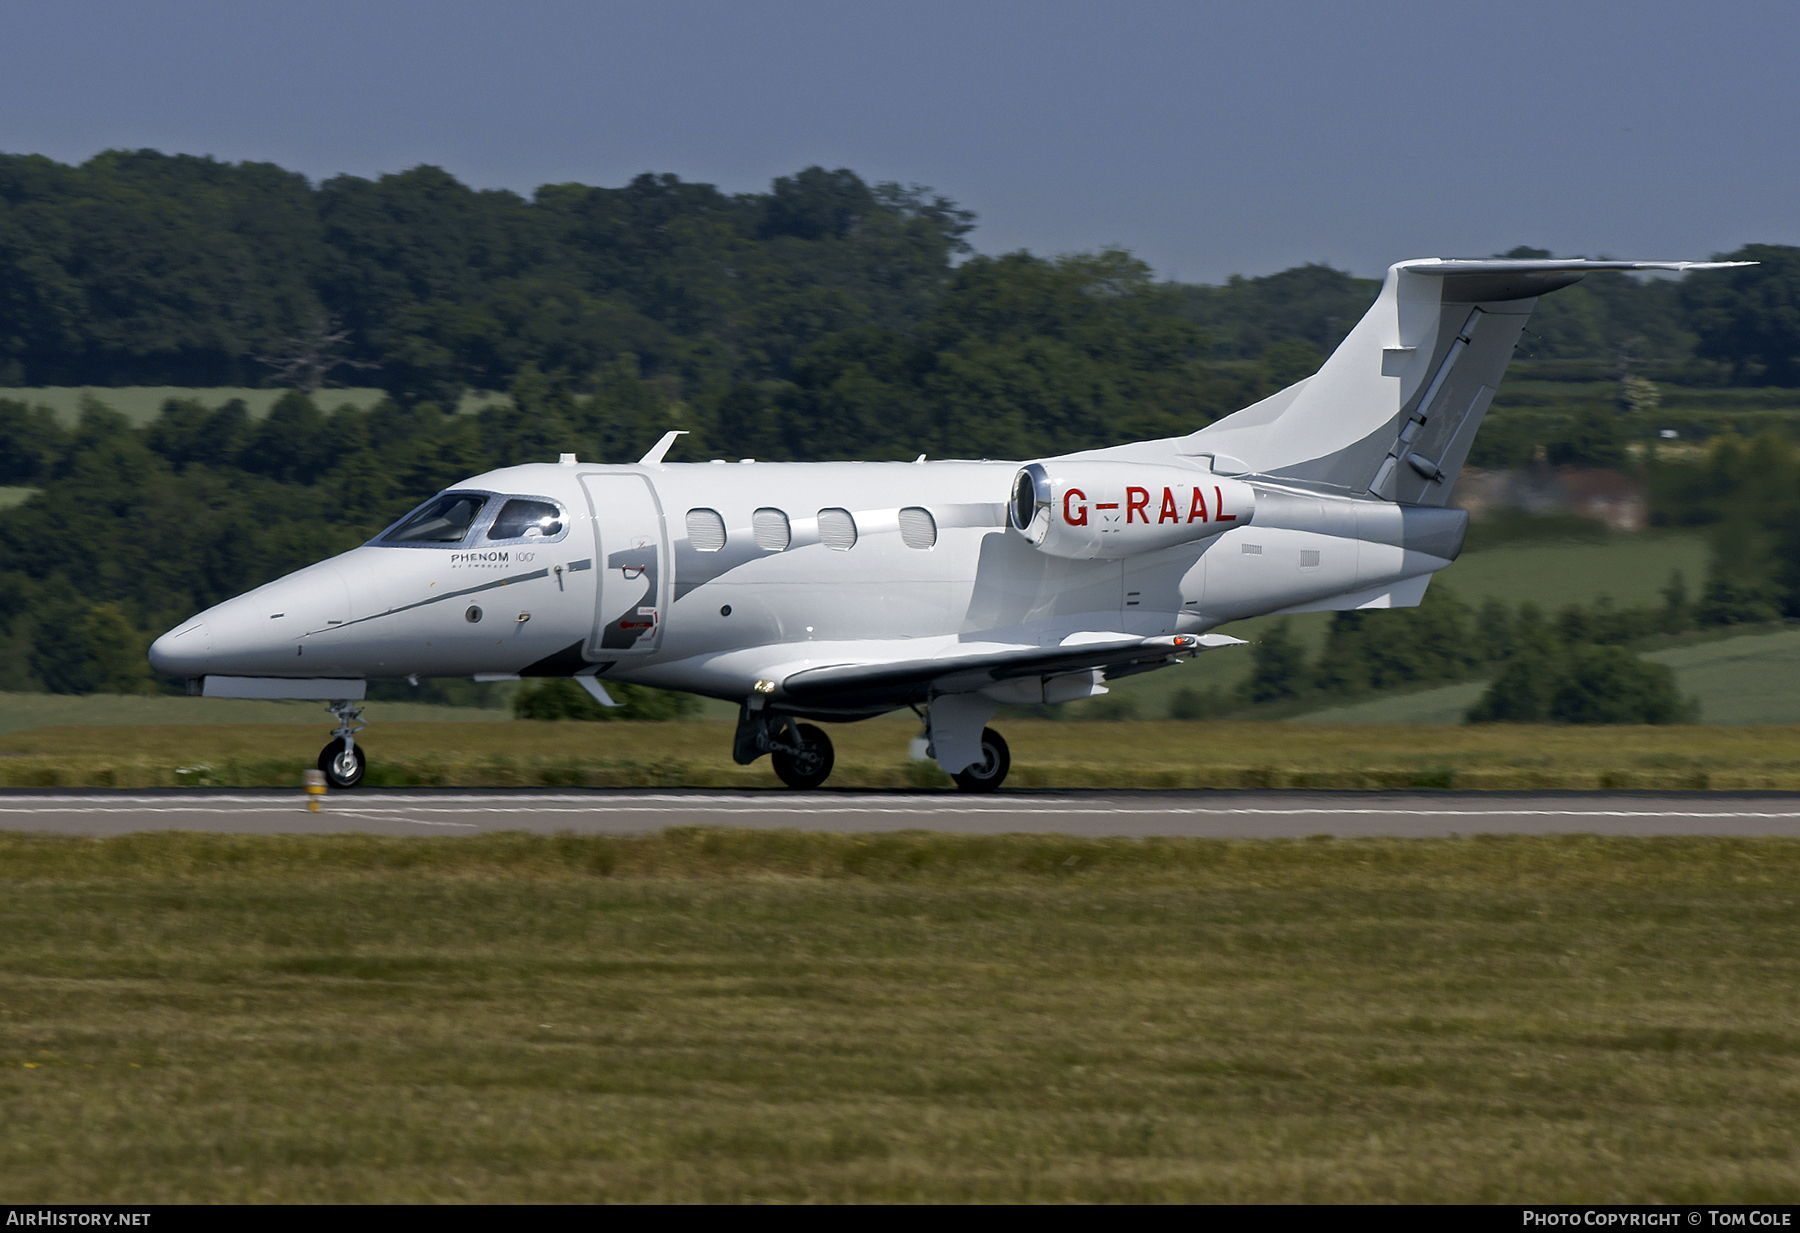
<box><xmin>309</xmin><ymin>568</ymin><xmax>551</xmax><ymax>635</ymax></box>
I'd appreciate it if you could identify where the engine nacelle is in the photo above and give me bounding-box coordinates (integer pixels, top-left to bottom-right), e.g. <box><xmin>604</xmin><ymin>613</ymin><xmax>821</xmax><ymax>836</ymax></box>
<box><xmin>1010</xmin><ymin>462</ymin><xmax>1256</xmax><ymax>559</ymax></box>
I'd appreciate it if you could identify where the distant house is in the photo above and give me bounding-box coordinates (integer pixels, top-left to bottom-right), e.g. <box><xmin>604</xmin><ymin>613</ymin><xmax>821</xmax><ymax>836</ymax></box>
<box><xmin>1455</xmin><ymin>467</ymin><xmax>1648</xmax><ymax>532</ymax></box>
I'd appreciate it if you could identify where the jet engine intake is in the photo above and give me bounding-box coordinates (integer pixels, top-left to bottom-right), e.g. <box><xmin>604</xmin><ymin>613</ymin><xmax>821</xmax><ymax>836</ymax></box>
<box><xmin>1010</xmin><ymin>462</ymin><xmax>1256</xmax><ymax>560</ymax></box>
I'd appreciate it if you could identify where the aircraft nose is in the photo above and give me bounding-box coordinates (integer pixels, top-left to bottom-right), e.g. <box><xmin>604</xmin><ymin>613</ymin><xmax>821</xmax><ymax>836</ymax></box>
<box><xmin>147</xmin><ymin>561</ymin><xmax>358</xmax><ymax>680</ymax></box>
<box><xmin>148</xmin><ymin>620</ymin><xmax>210</xmax><ymax>677</ymax></box>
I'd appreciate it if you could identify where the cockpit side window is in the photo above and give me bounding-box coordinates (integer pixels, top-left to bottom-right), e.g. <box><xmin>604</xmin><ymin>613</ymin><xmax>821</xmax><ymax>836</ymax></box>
<box><xmin>381</xmin><ymin>493</ymin><xmax>488</xmax><ymax>544</ymax></box>
<box><xmin>487</xmin><ymin>498</ymin><xmax>566</xmax><ymax>541</ymax></box>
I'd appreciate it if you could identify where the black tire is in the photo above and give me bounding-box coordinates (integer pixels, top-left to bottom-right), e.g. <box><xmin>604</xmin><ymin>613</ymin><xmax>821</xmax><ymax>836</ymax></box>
<box><xmin>318</xmin><ymin>738</ymin><xmax>367</xmax><ymax>790</ymax></box>
<box><xmin>952</xmin><ymin>727</ymin><xmax>1010</xmax><ymax>794</ymax></box>
<box><xmin>771</xmin><ymin>723</ymin><xmax>834</xmax><ymax>790</ymax></box>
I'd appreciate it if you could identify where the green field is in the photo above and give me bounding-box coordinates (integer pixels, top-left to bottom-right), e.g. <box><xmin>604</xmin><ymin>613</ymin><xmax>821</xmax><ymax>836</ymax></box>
<box><xmin>1087</xmin><ymin>531</ymin><xmax>1711</xmax><ymax>719</ymax></box>
<box><xmin>0</xmin><ymin>692</ymin><xmax>511</xmax><ymax>740</ymax></box>
<box><xmin>1293</xmin><ymin>627</ymin><xmax>1800</xmax><ymax>726</ymax></box>
<box><xmin>1488</xmin><ymin>372</ymin><xmax>1800</xmax><ymax>441</ymax></box>
<box><xmin>1647</xmin><ymin>631</ymin><xmax>1800</xmax><ymax>725</ymax></box>
<box><xmin>8</xmin><ymin>716</ymin><xmax>1800</xmax><ymax>790</ymax></box>
<box><xmin>3</xmin><ymin>830</ymin><xmax>1798</xmax><ymax>1202</ymax></box>
<box><xmin>1436</xmin><ymin>532</ymin><xmax>1708</xmax><ymax>610</ymax></box>
<box><xmin>0</xmin><ymin>386</ymin><xmax>509</xmax><ymax>425</ymax></box>
<box><xmin>1291</xmin><ymin>682</ymin><xmax>1492</xmax><ymax>726</ymax></box>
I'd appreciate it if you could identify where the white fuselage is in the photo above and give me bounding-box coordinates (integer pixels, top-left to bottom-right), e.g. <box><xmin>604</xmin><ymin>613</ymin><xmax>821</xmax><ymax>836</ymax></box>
<box><xmin>148</xmin><ymin>454</ymin><xmax>1459</xmax><ymax>713</ymax></box>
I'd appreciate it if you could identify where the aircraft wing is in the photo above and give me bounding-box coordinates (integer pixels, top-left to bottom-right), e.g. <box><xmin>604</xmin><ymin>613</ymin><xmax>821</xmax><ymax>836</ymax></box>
<box><xmin>775</xmin><ymin>633</ymin><xmax>1244</xmax><ymax>711</ymax></box>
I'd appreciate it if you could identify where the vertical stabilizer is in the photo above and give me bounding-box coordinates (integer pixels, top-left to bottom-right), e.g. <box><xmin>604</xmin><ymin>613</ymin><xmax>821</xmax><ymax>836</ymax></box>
<box><xmin>1181</xmin><ymin>258</ymin><xmax>1750</xmax><ymax>503</ymax></box>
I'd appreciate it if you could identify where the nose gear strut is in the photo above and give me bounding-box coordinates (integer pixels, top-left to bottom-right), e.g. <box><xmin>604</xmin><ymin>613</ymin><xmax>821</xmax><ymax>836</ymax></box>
<box><xmin>318</xmin><ymin>698</ymin><xmax>368</xmax><ymax>789</ymax></box>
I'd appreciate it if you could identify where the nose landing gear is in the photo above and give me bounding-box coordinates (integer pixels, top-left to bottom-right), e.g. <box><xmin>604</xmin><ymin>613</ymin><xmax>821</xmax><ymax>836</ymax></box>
<box><xmin>318</xmin><ymin>699</ymin><xmax>368</xmax><ymax>789</ymax></box>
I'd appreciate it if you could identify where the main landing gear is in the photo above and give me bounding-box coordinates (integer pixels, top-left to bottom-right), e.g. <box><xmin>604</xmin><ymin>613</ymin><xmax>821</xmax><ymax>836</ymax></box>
<box><xmin>318</xmin><ymin>699</ymin><xmax>367</xmax><ymax>789</ymax></box>
<box><xmin>734</xmin><ymin>704</ymin><xmax>836</xmax><ymax>789</ymax></box>
<box><xmin>733</xmin><ymin>696</ymin><xmax>1011</xmax><ymax>793</ymax></box>
<box><xmin>951</xmin><ymin>727</ymin><xmax>1011</xmax><ymax>794</ymax></box>
<box><xmin>772</xmin><ymin>723</ymin><xmax>835</xmax><ymax>790</ymax></box>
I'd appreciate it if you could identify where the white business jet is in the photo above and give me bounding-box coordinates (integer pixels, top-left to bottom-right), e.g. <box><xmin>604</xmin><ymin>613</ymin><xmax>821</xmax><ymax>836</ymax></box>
<box><xmin>149</xmin><ymin>258</ymin><xmax>1747</xmax><ymax>791</ymax></box>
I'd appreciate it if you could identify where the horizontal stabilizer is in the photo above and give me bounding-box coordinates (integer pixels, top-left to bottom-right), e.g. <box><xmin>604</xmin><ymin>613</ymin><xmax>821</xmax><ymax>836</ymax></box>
<box><xmin>1396</xmin><ymin>258</ymin><xmax>1757</xmax><ymax>303</ymax></box>
<box><xmin>1404</xmin><ymin>258</ymin><xmax>1753</xmax><ymax>275</ymax></box>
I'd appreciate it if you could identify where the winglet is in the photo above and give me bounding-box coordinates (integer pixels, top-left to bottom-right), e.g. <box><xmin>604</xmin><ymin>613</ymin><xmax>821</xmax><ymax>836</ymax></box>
<box><xmin>639</xmin><ymin>430</ymin><xmax>688</xmax><ymax>465</ymax></box>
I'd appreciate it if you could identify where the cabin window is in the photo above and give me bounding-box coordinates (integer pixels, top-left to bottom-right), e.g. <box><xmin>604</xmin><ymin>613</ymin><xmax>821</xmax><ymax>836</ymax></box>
<box><xmin>381</xmin><ymin>492</ymin><xmax>488</xmax><ymax>544</ymax></box>
<box><xmin>818</xmin><ymin>508</ymin><xmax>858</xmax><ymax>550</ymax></box>
<box><xmin>898</xmin><ymin>506</ymin><xmax>937</xmax><ymax>549</ymax></box>
<box><xmin>753</xmin><ymin>508</ymin><xmax>791</xmax><ymax>551</ymax></box>
<box><xmin>686</xmin><ymin>508</ymin><xmax>727</xmax><ymax>551</ymax></box>
<box><xmin>487</xmin><ymin>498</ymin><xmax>565</xmax><ymax>541</ymax></box>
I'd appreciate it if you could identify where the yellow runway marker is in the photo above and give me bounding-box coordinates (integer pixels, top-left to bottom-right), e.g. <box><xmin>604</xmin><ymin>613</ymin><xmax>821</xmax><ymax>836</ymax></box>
<box><xmin>303</xmin><ymin>768</ymin><xmax>325</xmax><ymax>812</ymax></box>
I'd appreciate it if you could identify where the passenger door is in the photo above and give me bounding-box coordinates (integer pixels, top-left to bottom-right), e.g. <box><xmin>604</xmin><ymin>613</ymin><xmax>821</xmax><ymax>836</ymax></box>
<box><xmin>581</xmin><ymin>473</ymin><xmax>667</xmax><ymax>658</ymax></box>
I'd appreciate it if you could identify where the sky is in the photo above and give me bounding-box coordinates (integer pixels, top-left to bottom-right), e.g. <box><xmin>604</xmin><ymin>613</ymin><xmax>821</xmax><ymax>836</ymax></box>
<box><xmin>4</xmin><ymin>0</ymin><xmax>1794</xmax><ymax>283</ymax></box>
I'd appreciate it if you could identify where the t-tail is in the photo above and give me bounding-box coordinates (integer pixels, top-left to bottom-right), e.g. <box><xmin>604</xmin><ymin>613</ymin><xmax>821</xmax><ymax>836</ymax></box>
<box><xmin>1179</xmin><ymin>258</ymin><xmax>1753</xmax><ymax>503</ymax></box>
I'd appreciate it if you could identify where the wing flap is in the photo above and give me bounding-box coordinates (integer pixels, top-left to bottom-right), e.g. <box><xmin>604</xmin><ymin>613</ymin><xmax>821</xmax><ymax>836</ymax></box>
<box><xmin>778</xmin><ymin>634</ymin><xmax>1242</xmax><ymax>709</ymax></box>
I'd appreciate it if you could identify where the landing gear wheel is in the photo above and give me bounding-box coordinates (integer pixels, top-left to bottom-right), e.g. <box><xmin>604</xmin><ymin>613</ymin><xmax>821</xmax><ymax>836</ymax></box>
<box><xmin>771</xmin><ymin>723</ymin><xmax>835</xmax><ymax>790</ymax></box>
<box><xmin>318</xmin><ymin>738</ymin><xmax>366</xmax><ymax>790</ymax></box>
<box><xmin>952</xmin><ymin>727</ymin><xmax>1010</xmax><ymax>794</ymax></box>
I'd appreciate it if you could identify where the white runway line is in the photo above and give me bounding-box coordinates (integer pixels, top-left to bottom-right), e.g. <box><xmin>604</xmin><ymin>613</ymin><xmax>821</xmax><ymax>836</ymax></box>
<box><xmin>3</xmin><ymin>793</ymin><xmax>1800</xmax><ymax>822</ymax></box>
<box><xmin>326</xmin><ymin>809</ymin><xmax>480</xmax><ymax>828</ymax></box>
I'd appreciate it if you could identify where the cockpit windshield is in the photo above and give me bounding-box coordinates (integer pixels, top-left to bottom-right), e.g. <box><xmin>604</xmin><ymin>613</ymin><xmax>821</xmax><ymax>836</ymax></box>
<box><xmin>488</xmin><ymin>498</ymin><xmax>565</xmax><ymax>541</ymax></box>
<box><xmin>381</xmin><ymin>493</ymin><xmax>488</xmax><ymax>544</ymax></box>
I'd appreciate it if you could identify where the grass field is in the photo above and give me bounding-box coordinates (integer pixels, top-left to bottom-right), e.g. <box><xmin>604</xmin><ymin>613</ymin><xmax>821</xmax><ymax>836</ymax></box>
<box><xmin>1074</xmin><ymin>531</ymin><xmax>1711</xmax><ymax>719</ymax></box>
<box><xmin>1647</xmin><ymin>631</ymin><xmax>1800</xmax><ymax>725</ymax></box>
<box><xmin>1292</xmin><ymin>627</ymin><xmax>1800</xmax><ymax>727</ymax></box>
<box><xmin>0</xmin><ymin>692</ymin><xmax>511</xmax><ymax>740</ymax></box>
<box><xmin>0</xmin><ymin>387</ymin><xmax>508</xmax><ymax>425</ymax></box>
<box><xmin>2</xmin><ymin>830</ymin><xmax>1798</xmax><ymax>1202</ymax></box>
<box><xmin>7</xmin><ymin>717</ymin><xmax>1800</xmax><ymax>790</ymax></box>
<box><xmin>1291</xmin><ymin>682</ymin><xmax>1492</xmax><ymax>726</ymax></box>
<box><xmin>1437</xmin><ymin>532</ymin><xmax>1709</xmax><ymax>610</ymax></box>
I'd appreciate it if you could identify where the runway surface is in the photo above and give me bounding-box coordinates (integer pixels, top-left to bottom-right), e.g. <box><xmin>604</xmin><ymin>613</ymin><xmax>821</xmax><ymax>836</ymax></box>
<box><xmin>4</xmin><ymin>789</ymin><xmax>1800</xmax><ymax>837</ymax></box>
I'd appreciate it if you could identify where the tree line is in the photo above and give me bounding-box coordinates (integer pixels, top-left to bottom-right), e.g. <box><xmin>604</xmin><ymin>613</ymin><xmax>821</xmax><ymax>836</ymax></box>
<box><xmin>4</xmin><ymin>151</ymin><xmax>1798</xmax><ymax>402</ymax></box>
